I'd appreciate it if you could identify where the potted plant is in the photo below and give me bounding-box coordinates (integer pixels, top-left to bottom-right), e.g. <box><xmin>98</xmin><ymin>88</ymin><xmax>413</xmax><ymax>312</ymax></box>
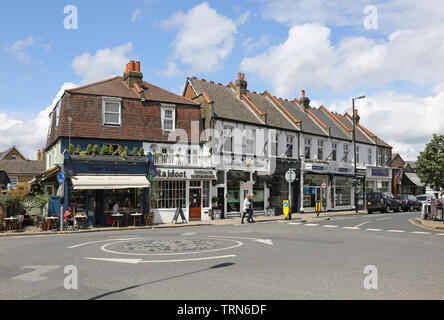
<box><xmin>86</xmin><ymin>144</ymin><xmax>93</xmax><ymax>155</ymax></box>
<box><xmin>68</xmin><ymin>144</ymin><xmax>75</xmax><ymax>154</ymax></box>
<box><xmin>211</xmin><ymin>196</ymin><xmax>219</xmax><ymax>208</ymax></box>
<box><xmin>132</xmin><ymin>147</ymin><xmax>139</xmax><ymax>155</ymax></box>
<box><xmin>76</xmin><ymin>145</ymin><xmax>81</xmax><ymax>154</ymax></box>
<box><xmin>138</xmin><ymin>147</ymin><xmax>145</xmax><ymax>156</ymax></box>
<box><xmin>149</xmin><ymin>191</ymin><xmax>160</xmax><ymax>209</ymax></box>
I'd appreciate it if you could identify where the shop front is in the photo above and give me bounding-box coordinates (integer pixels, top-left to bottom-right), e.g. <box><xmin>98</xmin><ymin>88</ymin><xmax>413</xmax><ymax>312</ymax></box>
<box><xmin>65</xmin><ymin>155</ymin><xmax>150</xmax><ymax>227</ymax></box>
<box><xmin>366</xmin><ymin>167</ymin><xmax>393</xmax><ymax>196</ymax></box>
<box><xmin>150</xmin><ymin>168</ymin><xmax>217</xmax><ymax>223</ymax></box>
<box><xmin>302</xmin><ymin>162</ymin><xmax>356</xmax><ymax>212</ymax></box>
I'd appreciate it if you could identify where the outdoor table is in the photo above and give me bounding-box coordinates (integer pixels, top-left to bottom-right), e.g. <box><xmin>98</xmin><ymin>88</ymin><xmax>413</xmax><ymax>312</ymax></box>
<box><xmin>112</xmin><ymin>214</ymin><xmax>124</xmax><ymax>228</ymax></box>
<box><xmin>45</xmin><ymin>217</ymin><xmax>59</xmax><ymax>231</ymax></box>
<box><xmin>4</xmin><ymin>217</ymin><xmax>17</xmax><ymax>232</ymax></box>
<box><xmin>130</xmin><ymin>213</ymin><xmax>142</xmax><ymax>226</ymax></box>
<box><xmin>74</xmin><ymin>215</ymin><xmax>88</xmax><ymax>230</ymax></box>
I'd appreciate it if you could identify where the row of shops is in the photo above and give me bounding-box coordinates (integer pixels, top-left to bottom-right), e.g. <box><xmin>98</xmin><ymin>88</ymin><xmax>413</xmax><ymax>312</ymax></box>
<box><xmin>33</xmin><ymin>152</ymin><xmax>394</xmax><ymax>227</ymax></box>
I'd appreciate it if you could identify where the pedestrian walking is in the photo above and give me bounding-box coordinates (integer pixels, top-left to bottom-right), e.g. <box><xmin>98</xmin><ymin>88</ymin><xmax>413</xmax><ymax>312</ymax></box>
<box><xmin>241</xmin><ymin>194</ymin><xmax>250</xmax><ymax>224</ymax></box>
<box><xmin>248</xmin><ymin>193</ymin><xmax>255</xmax><ymax>223</ymax></box>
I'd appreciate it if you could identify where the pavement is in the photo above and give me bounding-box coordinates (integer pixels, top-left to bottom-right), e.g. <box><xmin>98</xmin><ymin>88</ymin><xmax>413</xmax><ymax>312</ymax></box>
<box><xmin>0</xmin><ymin>210</ymin><xmax>370</xmax><ymax>238</ymax></box>
<box><xmin>0</xmin><ymin>209</ymin><xmax>443</xmax><ymax>300</ymax></box>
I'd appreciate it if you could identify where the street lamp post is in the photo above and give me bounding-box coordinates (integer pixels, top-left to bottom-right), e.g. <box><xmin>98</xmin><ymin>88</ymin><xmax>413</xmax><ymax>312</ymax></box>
<box><xmin>353</xmin><ymin>96</ymin><xmax>365</xmax><ymax>213</ymax></box>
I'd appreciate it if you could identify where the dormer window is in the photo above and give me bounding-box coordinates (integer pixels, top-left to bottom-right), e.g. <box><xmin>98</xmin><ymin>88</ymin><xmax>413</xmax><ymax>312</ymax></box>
<box><xmin>161</xmin><ymin>104</ymin><xmax>176</xmax><ymax>132</ymax></box>
<box><xmin>55</xmin><ymin>99</ymin><xmax>62</xmax><ymax>127</ymax></box>
<box><xmin>102</xmin><ymin>97</ymin><xmax>122</xmax><ymax>126</ymax></box>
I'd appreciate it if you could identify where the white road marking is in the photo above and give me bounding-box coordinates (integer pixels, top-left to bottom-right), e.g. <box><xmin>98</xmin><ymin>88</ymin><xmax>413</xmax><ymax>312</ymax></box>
<box><xmin>305</xmin><ymin>224</ymin><xmax>319</xmax><ymax>227</ymax></box>
<box><xmin>181</xmin><ymin>232</ymin><xmax>197</xmax><ymax>236</ymax></box>
<box><xmin>289</xmin><ymin>223</ymin><xmax>302</xmax><ymax>225</ymax></box>
<box><xmin>353</xmin><ymin>221</ymin><xmax>370</xmax><ymax>228</ymax></box>
<box><xmin>322</xmin><ymin>225</ymin><xmax>339</xmax><ymax>228</ymax></box>
<box><xmin>209</xmin><ymin>236</ymin><xmax>273</xmax><ymax>246</ymax></box>
<box><xmin>330</xmin><ymin>217</ymin><xmax>356</xmax><ymax>221</ymax></box>
<box><xmin>366</xmin><ymin>229</ymin><xmax>383</xmax><ymax>232</ymax></box>
<box><xmin>13</xmin><ymin>265</ymin><xmax>60</xmax><ymax>282</ymax></box>
<box><xmin>101</xmin><ymin>239</ymin><xmax>244</xmax><ymax>256</ymax></box>
<box><xmin>376</xmin><ymin>217</ymin><xmax>392</xmax><ymax>221</ymax></box>
<box><xmin>343</xmin><ymin>226</ymin><xmax>360</xmax><ymax>230</ymax></box>
<box><xmin>411</xmin><ymin>231</ymin><xmax>431</xmax><ymax>235</ymax></box>
<box><xmin>387</xmin><ymin>230</ymin><xmax>405</xmax><ymax>233</ymax></box>
<box><xmin>86</xmin><ymin>254</ymin><xmax>237</xmax><ymax>264</ymax></box>
<box><xmin>437</xmin><ymin>234</ymin><xmax>444</xmax><ymax>236</ymax></box>
<box><xmin>69</xmin><ymin>238</ymin><xmax>146</xmax><ymax>249</ymax></box>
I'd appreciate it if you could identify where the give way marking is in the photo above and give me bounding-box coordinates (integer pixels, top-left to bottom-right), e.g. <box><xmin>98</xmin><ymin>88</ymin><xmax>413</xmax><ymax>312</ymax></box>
<box><xmin>13</xmin><ymin>265</ymin><xmax>60</xmax><ymax>282</ymax></box>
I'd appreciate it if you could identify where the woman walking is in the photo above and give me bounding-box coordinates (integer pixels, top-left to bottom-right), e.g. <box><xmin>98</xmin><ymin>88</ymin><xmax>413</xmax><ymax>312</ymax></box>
<box><xmin>241</xmin><ymin>194</ymin><xmax>250</xmax><ymax>224</ymax></box>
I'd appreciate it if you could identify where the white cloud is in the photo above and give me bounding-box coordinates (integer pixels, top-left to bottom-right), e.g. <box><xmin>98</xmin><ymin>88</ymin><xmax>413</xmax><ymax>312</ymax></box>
<box><xmin>4</xmin><ymin>36</ymin><xmax>51</xmax><ymax>63</ymax></box>
<box><xmin>240</xmin><ymin>24</ymin><xmax>444</xmax><ymax>96</ymax></box>
<box><xmin>0</xmin><ymin>82</ymin><xmax>77</xmax><ymax>159</ymax></box>
<box><xmin>236</xmin><ymin>11</ymin><xmax>251</xmax><ymax>26</ymax></box>
<box><xmin>131</xmin><ymin>8</ymin><xmax>142</xmax><ymax>22</ymax></box>
<box><xmin>162</xmin><ymin>2</ymin><xmax>237</xmax><ymax>74</ymax></box>
<box><xmin>72</xmin><ymin>42</ymin><xmax>133</xmax><ymax>84</ymax></box>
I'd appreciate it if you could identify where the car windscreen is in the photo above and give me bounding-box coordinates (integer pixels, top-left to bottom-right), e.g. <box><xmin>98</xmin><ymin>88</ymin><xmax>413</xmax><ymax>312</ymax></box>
<box><xmin>416</xmin><ymin>196</ymin><xmax>426</xmax><ymax>201</ymax></box>
<box><xmin>367</xmin><ymin>193</ymin><xmax>380</xmax><ymax>200</ymax></box>
<box><xmin>396</xmin><ymin>195</ymin><xmax>407</xmax><ymax>200</ymax></box>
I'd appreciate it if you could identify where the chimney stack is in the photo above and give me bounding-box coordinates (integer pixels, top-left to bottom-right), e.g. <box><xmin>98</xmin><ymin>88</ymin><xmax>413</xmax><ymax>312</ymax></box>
<box><xmin>235</xmin><ymin>72</ymin><xmax>248</xmax><ymax>98</ymax></box>
<box><xmin>41</xmin><ymin>148</ymin><xmax>46</xmax><ymax>161</ymax></box>
<box><xmin>299</xmin><ymin>89</ymin><xmax>310</xmax><ymax>109</ymax></box>
<box><xmin>123</xmin><ymin>60</ymin><xmax>143</xmax><ymax>89</ymax></box>
<box><xmin>353</xmin><ymin>110</ymin><xmax>360</xmax><ymax>124</ymax></box>
<box><xmin>37</xmin><ymin>149</ymin><xmax>41</xmax><ymax>161</ymax></box>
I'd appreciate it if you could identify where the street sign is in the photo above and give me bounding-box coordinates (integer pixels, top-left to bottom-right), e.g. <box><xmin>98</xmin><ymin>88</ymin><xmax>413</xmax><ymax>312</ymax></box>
<box><xmin>57</xmin><ymin>171</ymin><xmax>65</xmax><ymax>184</ymax></box>
<box><xmin>285</xmin><ymin>170</ymin><xmax>296</xmax><ymax>183</ymax></box>
<box><xmin>321</xmin><ymin>182</ymin><xmax>327</xmax><ymax>189</ymax></box>
<box><xmin>283</xmin><ymin>200</ymin><xmax>290</xmax><ymax>218</ymax></box>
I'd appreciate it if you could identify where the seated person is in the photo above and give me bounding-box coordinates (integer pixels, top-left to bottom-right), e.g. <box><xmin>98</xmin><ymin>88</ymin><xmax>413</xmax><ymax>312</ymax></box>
<box><xmin>64</xmin><ymin>206</ymin><xmax>74</xmax><ymax>225</ymax></box>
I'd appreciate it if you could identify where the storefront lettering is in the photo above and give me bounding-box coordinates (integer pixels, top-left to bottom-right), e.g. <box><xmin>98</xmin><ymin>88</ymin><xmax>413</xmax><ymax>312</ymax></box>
<box><xmin>371</xmin><ymin>168</ymin><xmax>389</xmax><ymax>177</ymax></box>
<box><xmin>158</xmin><ymin>169</ymin><xmax>187</xmax><ymax>179</ymax></box>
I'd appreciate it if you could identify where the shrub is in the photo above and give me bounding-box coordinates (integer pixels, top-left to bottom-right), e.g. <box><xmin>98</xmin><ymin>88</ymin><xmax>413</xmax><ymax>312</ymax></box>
<box><xmin>138</xmin><ymin>147</ymin><xmax>145</xmax><ymax>156</ymax></box>
<box><xmin>132</xmin><ymin>147</ymin><xmax>138</xmax><ymax>155</ymax></box>
<box><xmin>101</xmin><ymin>145</ymin><xmax>109</xmax><ymax>155</ymax></box>
<box><xmin>86</xmin><ymin>144</ymin><xmax>93</xmax><ymax>155</ymax></box>
<box><xmin>68</xmin><ymin>144</ymin><xmax>75</xmax><ymax>154</ymax></box>
<box><xmin>117</xmin><ymin>146</ymin><xmax>123</xmax><ymax>154</ymax></box>
<box><xmin>109</xmin><ymin>145</ymin><xmax>114</xmax><ymax>154</ymax></box>
<box><xmin>124</xmin><ymin>146</ymin><xmax>129</xmax><ymax>155</ymax></box>
<box><xmin>92</xmin><ymin>144</ymin><xmax>100</xmax><ymax>155</ymax></box>
<box><xmin>76</xmin><ymin>145</ymin><xmax>81</xmax><ymax>154</ymax></box>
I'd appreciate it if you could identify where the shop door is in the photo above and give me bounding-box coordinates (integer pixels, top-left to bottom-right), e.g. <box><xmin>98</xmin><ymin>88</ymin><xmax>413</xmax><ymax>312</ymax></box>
<box><xmin>189</xmin><ymin>188</ymin><xmax>202</xmax><ymax>221</ymax></box>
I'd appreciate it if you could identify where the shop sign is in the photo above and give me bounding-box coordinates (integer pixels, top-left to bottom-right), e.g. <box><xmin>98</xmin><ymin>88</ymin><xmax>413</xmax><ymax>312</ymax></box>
<box><xmin>156</xmin><ymin>169</ymin><xmax>216</xmax><ymax>180</ymax></box>
<box><xmin>371</xmin><ymin>168</ymin><xmax>389</xmax><ymax>177</ymax></box>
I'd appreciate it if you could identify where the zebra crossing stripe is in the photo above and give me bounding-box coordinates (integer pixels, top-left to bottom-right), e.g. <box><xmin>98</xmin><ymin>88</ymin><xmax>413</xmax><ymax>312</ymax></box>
<box><xmin>322</xmin><ymin>225</ymin><xmax>339</xmax><ymax>228</ymax></box>
<box><xmin>387</xmin><ymin>230</ymin><xmax>405</xmax><ymax>233</ymax></box>
<box><xmin>366</xmin><ymin>229</ymin><xmax>382</xmax><ymax>232</ymax></box>
<box><xmin>411</xmin><ymin>231</ymin><xmax>431</xmax><ymax>235</ymax></box>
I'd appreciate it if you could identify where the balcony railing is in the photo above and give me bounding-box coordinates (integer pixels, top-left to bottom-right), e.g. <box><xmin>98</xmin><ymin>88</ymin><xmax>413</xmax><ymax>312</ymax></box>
<box><xmin>153</xmin><ymin>154</ymin><xmax>213</xmax><ymax>167</ymax></box>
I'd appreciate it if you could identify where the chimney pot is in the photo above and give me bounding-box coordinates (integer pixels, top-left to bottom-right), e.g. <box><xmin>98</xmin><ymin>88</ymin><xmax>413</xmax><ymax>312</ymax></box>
<box><xmin>135</xmin><ymin>61</ymin><xmax>140</xmax><ymax>72</ymax></box>
<box><xmin>302</xmin><ymin>90</ymin><xmax>306</xmax><ymax>98</ymax></box>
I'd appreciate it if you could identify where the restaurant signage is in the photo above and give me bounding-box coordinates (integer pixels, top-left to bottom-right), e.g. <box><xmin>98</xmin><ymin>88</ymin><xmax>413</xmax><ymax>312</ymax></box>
<box><xmin>156</xmin><ymin>169</ymin><xmax>217</xmax><ymax>180</ymax></box>
<box><xmin>371</xmin><ymin>168</ymin><xmax>389</xmax><ymax>177</ymax></box>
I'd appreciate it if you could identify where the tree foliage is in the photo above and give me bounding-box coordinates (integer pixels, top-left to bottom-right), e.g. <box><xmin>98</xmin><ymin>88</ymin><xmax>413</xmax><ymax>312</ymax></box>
<box><xmin>416</xmin><ymin>134</ymin><xmax>444</xmax><ymax>192</ymax></box>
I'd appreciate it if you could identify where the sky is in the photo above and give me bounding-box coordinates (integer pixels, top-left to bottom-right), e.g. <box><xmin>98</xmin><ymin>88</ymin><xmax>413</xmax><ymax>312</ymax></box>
<box><xmin>1</xmin><ymin>0</ymin><xmax>443</xmax><ymax>160</ymax></box>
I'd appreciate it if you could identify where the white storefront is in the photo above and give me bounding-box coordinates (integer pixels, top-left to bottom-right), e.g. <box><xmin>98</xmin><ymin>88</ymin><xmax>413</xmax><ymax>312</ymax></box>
<box><xmin>302</xmin><ymin>162</ymin><xmax>356</xmax><ymax>213</ymax></box>
<box><xmin>150</xmin><ymin>168</ymin><xmax>217</xmax><ymax>224</ymax></box>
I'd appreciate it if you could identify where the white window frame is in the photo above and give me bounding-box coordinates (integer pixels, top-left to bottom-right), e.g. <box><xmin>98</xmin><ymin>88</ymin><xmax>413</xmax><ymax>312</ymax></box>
<box><xmin>9</xmin><ymin>176</ymin><xmax>18</xmax><ymax>188</ymax></box>
<box><xmin>161</xmin><ymin>103</ymin><xmax>176</xmax><ymax>132</ymax></box>
<box><xmin>223</xmin><ymin>126</ymin><xmax>233</xmax><ymax>153</ymax></box>
<box><xmin>384</xmin><ymin>150</ymin><xmax>389</xmax><ymax>167</ymax></box>
<box><xmin>271</xmin><ymin>133</ymin><xmax>278</xmax><ymax>157</ymax></box>
<box><xmin>356</xmin><ymin>145</ymin><xmax>360</xmax><ymax>163</ymax></box>
<box><xmin>102</xmin><ymin>97</ymin><xmax>122</xmax><ymax>126</ymax></box>
<box><xmin>343</xmin><ymin>143</ymin><xmax>350</xmax><ymax>162</ymax></box>
<box><xmin>286</xmin><ymin>135</ymin><xmax>294</xmax><ymax>158</ymax></box>
<box><xmin>332</xmin><ymin>142</ymin><xmax>338</xmax><ymax>161</ymax></box>
<box><xmin>243</xmin><ymin>128</ymin><xmax>255</xmax><ymax>155</ymax></box>
<box><xmin>304</xmin><ymin>138</ymin><xmax>311</xmax><ymax>159</ymax></box>
<box><xmin>55</xmin><ymin>99</ymin><xmax>62</xmax><ymax>128</ymax></box>
<box><xmin>368</xmin><ymin>147</ymin><xmax>372</xmax><ymax>164</ymax></box>
<box><xmin>48</xmin><ymin>112</ymin><xmax>54</xmax><ymax>136</ymax></box>
<box><xmin>377</xmin><ymin>149</ymin><xmax>382</xmax><ymax>166</ymax></box>
<box><xmin>318</xmin><ymin>140</ymin><xmax>324</xmax><ymax>160</ymax></box>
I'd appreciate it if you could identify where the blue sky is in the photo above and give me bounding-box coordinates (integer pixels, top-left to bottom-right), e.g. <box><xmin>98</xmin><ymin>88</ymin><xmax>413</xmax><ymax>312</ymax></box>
<box><xmin>1</xmin><ymin>0</ymin><xmax>443</xmax><ymax>160</ymax></box>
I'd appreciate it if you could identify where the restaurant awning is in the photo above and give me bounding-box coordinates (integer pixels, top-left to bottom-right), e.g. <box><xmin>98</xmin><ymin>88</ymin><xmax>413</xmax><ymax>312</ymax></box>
<box><xmin>71</xmin><ymin>175</ymin><xmax>150</xmax><ymax>190</ymax></box>
<box><xmin>404</xmin><ymin>172</ymin><xmax>425</xmax><ymax>187</ymax></box>
<box><xmin>227</xmin><ymin>170</ymin><xmax>250</xmax><ymax>182</ymax></box>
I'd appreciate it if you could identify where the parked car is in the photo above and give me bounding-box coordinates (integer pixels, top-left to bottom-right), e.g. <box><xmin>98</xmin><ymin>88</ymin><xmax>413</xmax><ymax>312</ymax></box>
<box><xmin>395</xmin><ymin>194</ymin><xmax>422</xmax><ymax>212</ymax></box>
<box><xmin>367</xmin><ymin>192</ymin><xmax>401</xmax><ymax>214</ymax></box>
<box><xmin>416</xmin><ymin>193</ymin><xmax>437</xmax><ymax>206</ymax></box>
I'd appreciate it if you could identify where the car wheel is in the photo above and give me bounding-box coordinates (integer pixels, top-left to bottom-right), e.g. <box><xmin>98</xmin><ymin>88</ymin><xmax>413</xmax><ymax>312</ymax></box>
<box><xmin>394</xmin><ymin>205</ymin><xmax>401</xmax><ymax>212</ymax></box>
<box><xmin>409</xmin><ymin>206</ymin><xmax>414</xmax><ymax>212</ymax></box>
<box><xmin>384</xmin><ymin>205</ymin><xmax>390</xmax><ymax>213</ymax></box>
<box><xmin>367</xmin><ymin>210</ymin><xmax>373</xmax><ymax>214</ymax></box>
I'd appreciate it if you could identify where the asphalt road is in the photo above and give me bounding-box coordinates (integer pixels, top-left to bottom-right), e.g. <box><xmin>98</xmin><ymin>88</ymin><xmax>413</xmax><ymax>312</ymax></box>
<box><xmin>0</xmin><ymin>211</ymin><xmax>443</xmax><ymax>300</ymax></box>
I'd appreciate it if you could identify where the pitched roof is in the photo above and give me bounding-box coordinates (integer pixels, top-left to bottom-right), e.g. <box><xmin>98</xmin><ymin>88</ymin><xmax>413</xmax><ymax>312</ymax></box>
<box><xmin>246</xmin><ymin>92</ymin><xmax>299</xmax><ymax>131</ymax></box>
<box><xmin>67</xmin><ymin>76</ymin><xmax>198</xmax><ymax>106</ymax></box>
<box><xmin>276</xmin><ymin>99</ymin><xmax>329</xmax><ymax>137</ymax></box>
<box><xmin>331</xmin><ymin>112</ymin><xmax>375</xmax><ymax>145</ymax></box>
<box><xmin>310</xmin><ymin>107</ymin><xmax>351</xmax><ymax>141</ymax></box>
<box><xmin>344</xmin><ymin>113</ymin><xmax>392</xmax><ymax>148</ymax></box>
<box><xmin>0</xmin><ymin>146</ymin><xmax>28</xmax><ymax>160</ymax></box>
<box><xmin>188</xmin><ymin>78</ymin><xmax>264</xmax><ymax>126</ymax></box>
<box><xmin>0</xmin><ymin>160</ymin><xmax>45</xmax><ymax>176</ymax></box>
